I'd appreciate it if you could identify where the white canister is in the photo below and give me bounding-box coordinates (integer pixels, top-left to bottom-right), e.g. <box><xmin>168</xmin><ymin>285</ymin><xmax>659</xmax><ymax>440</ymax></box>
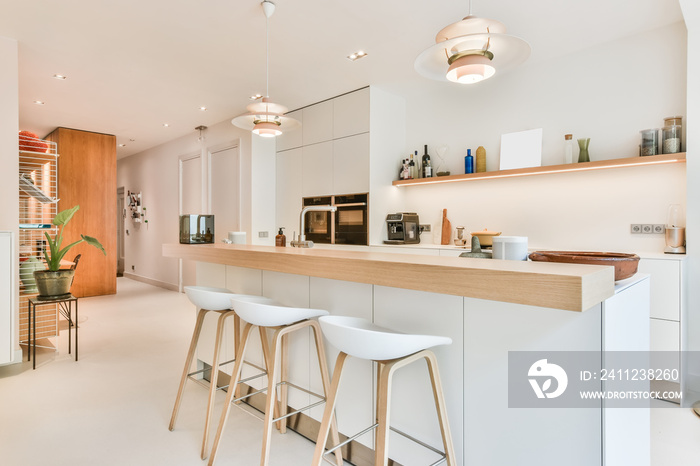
<box><xmin>492</xmin><ymin>236</ymin><xmax>528</xmax><ymax>261</ymax></box>
<box><xmin>228</xmin><ymin>231</ymin><xmax>246</xmax><ymax>244</ymax></box>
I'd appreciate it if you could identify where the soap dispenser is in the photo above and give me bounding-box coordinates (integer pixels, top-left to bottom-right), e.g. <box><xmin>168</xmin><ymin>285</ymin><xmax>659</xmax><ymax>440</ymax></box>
<box><xmin>275</xmin><ymin>227</ymin><xmax>286</xmax><ymax>247</ymax></box>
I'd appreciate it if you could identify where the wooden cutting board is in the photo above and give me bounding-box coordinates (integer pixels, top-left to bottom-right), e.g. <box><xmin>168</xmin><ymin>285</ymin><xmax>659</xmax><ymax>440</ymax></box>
<box><xmin>441</xmin><ymin>208</ymin><xmax>451</xmax><ymax>245</ymax></box>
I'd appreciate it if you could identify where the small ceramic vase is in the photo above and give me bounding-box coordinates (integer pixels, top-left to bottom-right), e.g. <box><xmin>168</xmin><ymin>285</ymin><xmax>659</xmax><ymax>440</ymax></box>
<box><xmin>577</xmin><ymin>138</ymin><xmax>590</xmax><ymax>163</ymax></box>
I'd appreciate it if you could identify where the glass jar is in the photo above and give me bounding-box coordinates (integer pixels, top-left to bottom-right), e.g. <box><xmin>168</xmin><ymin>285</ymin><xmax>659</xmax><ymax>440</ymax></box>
<box><xmin>662</xmin><ymin>125</ymin><xmax>682</xmax><ymax>154</ymax></box>
<box><xmin>640</xmin><ymin>129</ymin><xmax>659</xmax><ymax>156</ymax></box>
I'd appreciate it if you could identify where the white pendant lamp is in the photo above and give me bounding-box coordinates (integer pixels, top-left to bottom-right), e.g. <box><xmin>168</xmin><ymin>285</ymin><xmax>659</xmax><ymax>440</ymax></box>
<box><xmin>232</xmin><ymin>1</ymin><xmax>299</xmax><ymax>137</ymax></box>
<box><xmin>414</xmin><ymin>0</ymin><xmax>530</xmax><ymax>84</ymax></box>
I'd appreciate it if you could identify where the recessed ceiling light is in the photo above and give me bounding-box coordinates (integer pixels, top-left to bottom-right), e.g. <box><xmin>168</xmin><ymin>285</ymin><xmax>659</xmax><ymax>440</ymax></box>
<box><xmin>249</xmin><ymin>94</ymin><xmax>263</xmax><ymax>100</ymax></box>
<box><xmin>347</xmin><ymin>50</ymin><xmax>368</xmax><ymax>61</ymax></box>
<box><xmin>33</xmin><ymin>100</ymin><xmax>45</xmax><ymax>105</ymax></box>
<box><xmin>199</xmin><ymin>106</ymin><xmax>207</xmax><ymax>111</ymax></box>
<box><xmin>163</xmin><ymin>123</ymin><xmax>169</xmax><ymax>127</ymax></box>
<box><xmin>118</xmin><ymin>144</ymin><xmax>126</xmax><ymax>147</ymax></box>
<box><xmin>129</xmin><ymin>139</ymin><xmax>135</xmax><ymax>142</ymax></box>
<box><xmin>53</xmin><ymin>74</ymin><xmax>67</xmax><ymax>80</ymax></box>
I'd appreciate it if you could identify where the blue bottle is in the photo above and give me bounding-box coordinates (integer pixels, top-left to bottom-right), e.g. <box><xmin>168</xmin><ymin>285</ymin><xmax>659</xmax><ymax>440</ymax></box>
<box><xmin>465</xmin><ymin>149</ymin><xmax>474</xmax><ymax>174</ymax></box>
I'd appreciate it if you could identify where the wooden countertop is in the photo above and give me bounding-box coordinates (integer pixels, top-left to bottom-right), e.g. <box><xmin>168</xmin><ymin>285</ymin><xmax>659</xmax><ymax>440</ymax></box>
<box><xmin>163</xmin><ymin>243</ymin><xmax>615</xmax><ymax>312</ymax></box>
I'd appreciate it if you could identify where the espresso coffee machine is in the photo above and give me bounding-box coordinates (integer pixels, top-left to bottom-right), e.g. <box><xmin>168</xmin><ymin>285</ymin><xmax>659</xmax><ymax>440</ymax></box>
<box><xmin>384</xmin><ymin>213</ymin><xmax>420</xmax><ymax>244</ymax></box>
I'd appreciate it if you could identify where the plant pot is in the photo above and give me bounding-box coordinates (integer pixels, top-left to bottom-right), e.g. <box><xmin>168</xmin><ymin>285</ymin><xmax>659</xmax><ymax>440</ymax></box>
<box><xmin>33</xmin><ymin>269</ymin><xmax>75</xmax><ymax>297</ymax></box>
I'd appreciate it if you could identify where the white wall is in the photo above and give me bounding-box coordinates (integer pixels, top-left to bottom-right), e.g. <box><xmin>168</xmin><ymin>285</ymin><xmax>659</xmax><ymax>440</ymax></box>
<box><xmin>117</xmin><ymin>119</ymin><xmax>275</xmax><ymax>289</ymax></box>
<box><xmin>0</xmin><ymin>36</ymin><xmax>20</xmax><ymax>362</ymax></box>
<box><xmin>679</xmin><ymin>0</ymin><xmax>699</xmax><ymax>404</ymax></box>
<box><xmin>373</xmin><ymin>22</ymin><xmax>687</xmax><ymax>252</ymax></box>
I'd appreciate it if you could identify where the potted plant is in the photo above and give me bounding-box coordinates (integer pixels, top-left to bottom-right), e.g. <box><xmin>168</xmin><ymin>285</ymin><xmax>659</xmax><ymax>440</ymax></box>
<box><xmin>34</xmin><ymin>205</ymin><xmax>106</xmax><ymax>297</ymax></box>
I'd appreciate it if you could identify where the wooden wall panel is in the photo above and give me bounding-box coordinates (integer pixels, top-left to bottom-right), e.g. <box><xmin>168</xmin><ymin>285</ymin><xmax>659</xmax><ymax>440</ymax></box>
<box><xmin>46</xmin><ymin>128</ymin><xmax>117</xmax><ymax>297</ymax></box>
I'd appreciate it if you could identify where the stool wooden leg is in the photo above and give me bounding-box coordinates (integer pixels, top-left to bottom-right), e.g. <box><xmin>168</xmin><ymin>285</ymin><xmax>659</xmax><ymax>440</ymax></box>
<box><xmin>233</xmin><ymin>314</ymin><xmax>242</xmax><ymax>402</ymax></box>
<box><xmin>208</xmin><ymin>322</ymin><xmax>255</xmax><ymax>466</ymax></box>
<box><xmin>201</xmin><ymin>310</ymin><xmax>237</xmax><ymax>460</ymax></box>
<box><xmin>424</xmin><ymin>351</ymin><xmax>456</xmax><ymax>466</ymax></box>
<box><xmin>169</xmin><ymin>307</ymin><xmax>208</xmax><ymax>431</ymax></box>
<box><xmin>310</xmin><ymin>321</ymin><xmax>344</xmax><ymax>466</ymax></box>
<box><xmin>279</xmin><ymin>332</ymin><xmax>289</xmax><ymax>434</ymax></box>
<box><xmin>260</xmin><ymin>327</ymin><xmax>285</xmax><ymax>466</ymax></box>
<box><xmin>375</xmin><ymin>361</ymin><xmax>394</xmax><ymax>466</ymax></box>
<box><xmin>312</xmin><ymin>351</ymin><xmax>349</xmax><ymax>466</ymax></box>
<box><xmin>258</xmin><ymin>326</ymin><xmax>282</xmax><ymax>431</ymax></box>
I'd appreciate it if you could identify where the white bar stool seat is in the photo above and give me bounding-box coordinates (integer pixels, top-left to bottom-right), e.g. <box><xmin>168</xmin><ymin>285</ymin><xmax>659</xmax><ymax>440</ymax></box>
<box><xmin>318</xmin><ymin>315</ymin><xmax>452</xmax><ymax>361</ymax></box>
<box><xmin>313</xmin><ymin>315</ymin><xmax>456</xmax><ymax>466</ymax></box>
<box><xmin>208</xmin><ymin>296</ymin><xmax>344</xmax><ymax>466</ymax></box>
<box><xmin>169</xmin><ymin>286</ymin><xmax>268</xmax><ymax>460</ymax></box>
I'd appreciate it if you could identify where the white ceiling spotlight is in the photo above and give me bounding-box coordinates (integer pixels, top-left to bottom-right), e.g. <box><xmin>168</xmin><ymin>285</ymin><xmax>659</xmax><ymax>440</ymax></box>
<box><xmin>232</xmin><ymin>1</ymin><xmax>300</xmax><ymax>138</ymax></box>
<box><xmin>414</xmin><ymin>0</ymin><xmax>530</xmax><ymax>84</ymax></box>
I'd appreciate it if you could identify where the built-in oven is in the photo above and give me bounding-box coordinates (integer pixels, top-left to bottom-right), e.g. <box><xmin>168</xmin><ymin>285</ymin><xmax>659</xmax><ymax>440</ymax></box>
<box><xmin>302</xmin><ymin>193</ymin><xmax>368</xmax><ymax>245</ymax></box>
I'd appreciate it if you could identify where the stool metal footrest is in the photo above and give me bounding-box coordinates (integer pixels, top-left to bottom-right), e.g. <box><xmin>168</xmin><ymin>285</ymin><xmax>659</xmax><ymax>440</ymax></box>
<box><xmin>321</xmin><ymin>423</ymin><xmax>448</xmax><ymax>466</ymax></box>
<box><xmin>228</xmin><ymin>378</ymin><xmax>328</xmax><ymax>423</ymax></box>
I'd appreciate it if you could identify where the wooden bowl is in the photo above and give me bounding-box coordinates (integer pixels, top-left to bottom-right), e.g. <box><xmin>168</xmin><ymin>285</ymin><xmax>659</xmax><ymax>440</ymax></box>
<box><xmin>528</xmin><ymin>251</ymin><xmax>640</xmax><ymax>281</ymax></box>
<box><xmin>470</xmin><ymin>230</ymin><xmax>501</xmax><ymax>247</ymax></box>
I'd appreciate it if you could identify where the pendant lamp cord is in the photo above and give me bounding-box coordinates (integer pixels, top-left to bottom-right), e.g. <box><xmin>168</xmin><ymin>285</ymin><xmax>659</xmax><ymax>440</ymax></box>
<box><xmin>468</xmin><ymin>0</ymin><xmax>472</xmax><ymax>16</ymax></box>
<box><xmin>265</xmin><ymin>9</ymin><xmax>269</xmax><ymax>100</ymax></box>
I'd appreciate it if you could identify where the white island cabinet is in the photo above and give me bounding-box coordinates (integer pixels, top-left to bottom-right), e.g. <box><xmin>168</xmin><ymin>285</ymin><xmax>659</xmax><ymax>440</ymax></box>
<box><xmin>164</xmin><ymin>243</ymin><xmax>650</xmax><ymax>466</ymax></box>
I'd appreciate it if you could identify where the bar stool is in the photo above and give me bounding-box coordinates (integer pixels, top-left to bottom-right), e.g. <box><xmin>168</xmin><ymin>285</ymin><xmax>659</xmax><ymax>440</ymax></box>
<box><xmin>169</xmin><ymin>286</ymin><xmax>268</xmax><ymax>460</ymax></box>
<box><xmin>208</xmin><ymin>296</ymin><xmax>344</xmax><ymax>466</ymax></box>
<box><xmin>313</xmin><ymin>316</ymin><xmax>456</xmax><ymax>466</ymax></box>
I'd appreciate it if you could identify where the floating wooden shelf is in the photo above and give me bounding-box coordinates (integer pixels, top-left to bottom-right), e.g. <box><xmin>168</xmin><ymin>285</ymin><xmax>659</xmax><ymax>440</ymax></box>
<box><xmin>392</xmin><ymin>153</ymin><xmax>686</xmax><ymax>187</ymax></box>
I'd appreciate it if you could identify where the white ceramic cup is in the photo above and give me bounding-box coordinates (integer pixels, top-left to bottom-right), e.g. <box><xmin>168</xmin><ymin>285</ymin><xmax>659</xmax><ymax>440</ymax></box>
<box><xmin>228</xmin><ymin>231</ymin><xmax>246</xmax><ymax>244</ymax></box>
<box><xmin>492</xmin><ymin>236</ymin><xmax>528</xmax><ymax>261</ymax></box>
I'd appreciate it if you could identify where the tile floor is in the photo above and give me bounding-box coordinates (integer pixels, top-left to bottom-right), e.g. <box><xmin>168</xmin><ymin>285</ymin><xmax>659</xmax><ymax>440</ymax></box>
<box><xmin>0</xmin><ymin>278</ymin><xmax>698</xmax><ymax>466</ymax></box>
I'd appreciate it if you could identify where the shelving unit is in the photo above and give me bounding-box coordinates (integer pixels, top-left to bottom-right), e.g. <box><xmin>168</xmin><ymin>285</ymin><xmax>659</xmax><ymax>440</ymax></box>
<box><xmin>392</xmin><ymin>153</ymin><xmax>686</xmax><ymax>187</ymax></box>
<box><xmin>18</xmin><ymin>135</ymin><xmax>59</xmax><ymax>343</ymax></box>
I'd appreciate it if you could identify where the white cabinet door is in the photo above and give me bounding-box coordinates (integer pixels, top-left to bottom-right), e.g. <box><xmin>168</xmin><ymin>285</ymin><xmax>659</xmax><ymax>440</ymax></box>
<box><xmin>333</xmin><ymin>133</ymin><xmax>369</xmax><ymax>195</ymax></box>
<box><xmin>302</xmin><ymin>141</ymin><xmax>333</xmax><ymax>197</ymax></box>
<box><xmin>0</xmin><ymin>232</ymin><xmax>12</xmax><ymax>365</ymax></box>
<box><xmin>333</xmin><ymin>88</ymin><xmax>369</xmax><ymax>139</ymax></box>
<box><xmin>637</xmin><ymin>259</ymin><xmax>680</xmax><ymax>321</ymax></box>
<box><xmin>276</xmin><ymin>148</ymin><xmax>303</xmax><ymax>238</ymax></box>
<box><xmin>302</xmin><ymin>100</ymin><xmax>333</xmax><ymax>146</ymax></box>
<box><xmin>276</xmin><ymin>109</ymin><xmax>302</xmax><ymax>152</ymax></box>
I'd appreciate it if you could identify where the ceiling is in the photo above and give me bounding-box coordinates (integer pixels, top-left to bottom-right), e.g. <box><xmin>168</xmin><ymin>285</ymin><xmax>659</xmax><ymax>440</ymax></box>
<box><xmin>0</xmin><ymin>0</ymin><xmax>684</xmax><ymax>159</ymax></box>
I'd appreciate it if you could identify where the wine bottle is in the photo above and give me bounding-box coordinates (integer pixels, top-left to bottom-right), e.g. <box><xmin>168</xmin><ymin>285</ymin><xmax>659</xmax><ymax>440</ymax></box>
<box><xmin>422</xmin><ymin>144</ymin><xmax>431</xmax><ymax>178</ymax></box>
<box><xmin>408</xmin><ymin>153</ymin><xmax>415</xmax><ymax>179</ymax></box>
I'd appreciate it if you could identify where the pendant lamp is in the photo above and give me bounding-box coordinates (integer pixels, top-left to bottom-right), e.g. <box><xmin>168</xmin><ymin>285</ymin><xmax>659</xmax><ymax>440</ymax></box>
<box><xmin>232</xmin><ymin>1</ymin><xmax>299</xmax><ymax>137</ymax></box>
<box><xmin>414</xmin><ymin>1</ymin><xmax>530</xmax><ymax>84</ymax></box>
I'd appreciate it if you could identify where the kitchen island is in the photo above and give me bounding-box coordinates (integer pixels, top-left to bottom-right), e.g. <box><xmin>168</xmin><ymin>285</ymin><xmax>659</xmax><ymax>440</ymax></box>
<box><xmin>163</xmin><ymin>243</ymin><xmax>650</xmax><ymax>466</ymax></box>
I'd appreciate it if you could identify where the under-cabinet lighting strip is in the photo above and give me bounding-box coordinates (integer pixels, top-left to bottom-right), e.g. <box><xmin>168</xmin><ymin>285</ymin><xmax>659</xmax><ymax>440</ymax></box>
<box><xmin>393</xmin><ymin>153</ymin><xmax>686</xmax><ymax>187</ymax></box>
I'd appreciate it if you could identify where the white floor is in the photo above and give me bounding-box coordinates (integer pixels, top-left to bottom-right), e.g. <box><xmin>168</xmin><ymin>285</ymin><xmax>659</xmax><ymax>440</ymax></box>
<box><xmin>0</xmin><ymin>277</ymin><xmax>698</xmax><ymax>466</ymax></box>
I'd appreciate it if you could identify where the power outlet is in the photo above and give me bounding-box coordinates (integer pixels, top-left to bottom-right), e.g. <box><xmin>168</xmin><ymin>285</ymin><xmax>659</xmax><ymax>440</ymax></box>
<box><xmin>631</xmin><ymin>223</ymin><xmax>665</xmax><ymax>234</ymax></box>
<box><xmin>258</xmin><ymin>231</ymin><xmax>269</xmax><ymax>238</ymax></box>
<box><xmin>419</xmin><ymin>224</ymin><xmax>431</xmax><ymax>233</ymax></box>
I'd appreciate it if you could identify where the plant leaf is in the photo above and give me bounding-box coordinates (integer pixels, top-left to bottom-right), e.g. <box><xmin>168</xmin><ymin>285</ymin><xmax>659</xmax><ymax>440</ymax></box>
<box><xmin>81</xmin><ymin>235</ymin><xmax>106</xmax><ymax>255</ymax></box>
<box><xmin>52</xmin><ymin>205</ymin><xmax>79</xmax><ymax>226</ymax></box>
<box><xmin>56</xmin><ymin>239</ymin><xmax>84</xmax><ymax>265</ymax></box>
<box><xmin>44</xmin><ymin>231</ymin><xmax>60</xmax><ymax>271</ymax></box>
